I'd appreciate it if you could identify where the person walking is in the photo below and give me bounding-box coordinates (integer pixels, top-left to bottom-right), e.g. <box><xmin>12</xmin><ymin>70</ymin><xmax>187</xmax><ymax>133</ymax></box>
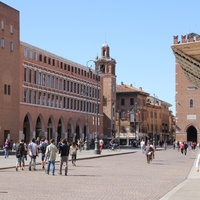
<box><xmin>39</xmin><ymin>138</ymin><xmax>48</xmax><ymax>170</ymax></box>
<box><xmin>4</xmin><ymin>139</ymin><xmax>10</xmax><ymax>158</ymax></box>
<box><xmin>70</xmin><ymin>142</ymin><xmax>79</xmax><ymax>166</ymax></box>
<box><xmin>180</xmin><ymin>142</ymin><xmax>184</xmax><ymax>154</ymax></box>
<box><xmin>59</xmin><ymin>139</ymin><xmax>70</xmax><ymax>176</ymax></box>
<box><xmin>99</xmin><ymin>138</ymin><xmax>104</xmax><ymax>153</ymax></box>
<box><xmin>45</xmin><ymin>139</ymin><xmax>58</xmax><ymax>175</ymax></box>
<box><xmin>28</xmin><ymin>138</ymin><xmax>39</xmax><ymax>171</ymax></box>
<box><xmin>140</xmin><ymin>139</ymin><xmax>145</xmax><ymax>154</ymax></box>
<box><xmin>184</xmin><ymin>141</ymin><xmax>188</xmax><ymax>155</ymax></box>
<box><xmin>15</xmin><ymin>139</ymin><xmax>26</xmax><ymax>171</ymax></box>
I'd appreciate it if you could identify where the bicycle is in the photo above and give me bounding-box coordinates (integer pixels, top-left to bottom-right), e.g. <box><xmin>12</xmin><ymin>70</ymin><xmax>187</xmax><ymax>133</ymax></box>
<box><xmin>147</xmin><ymin>151</ymin><xmax>154</xmax><ymax>164</ymax></box>
<box><xmin>107</xmin><ymin>145</ymin><xmax>121</xmax><ymax>152</ymax></box>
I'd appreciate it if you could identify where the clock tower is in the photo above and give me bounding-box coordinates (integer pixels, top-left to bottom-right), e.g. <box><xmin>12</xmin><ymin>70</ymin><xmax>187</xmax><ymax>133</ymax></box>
<box><xmin>95</xmin><ymin>43</ymin><xmax>117</xmax><ymax>138</ymax></box>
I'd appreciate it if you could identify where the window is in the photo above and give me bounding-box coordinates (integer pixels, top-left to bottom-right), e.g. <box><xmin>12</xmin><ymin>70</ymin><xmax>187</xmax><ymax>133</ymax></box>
<box><xmin>38</xmin><ymin>92</ymin><xmax>42</xmax><ymax>105</ymax></box>
<box><xmin>56</xmin><ymin>96</ymin><xmax>58</xmax><ymax>108</ymax></box>
<box><xmin>34</xmin><ymin>52</ymin><xmax>38</xmax><ymax>60</ymax></box>
<box><xmin>4</xmin><ymin>84</ymin><xmax>7</xmax><ymax>94</ymax></box>
<box><xmin>39</xmin><ymin>54</ymin><xmax>42</xmax><ymax>62</ymax></box>
<box><xmin>10</xmin><ymin>25</ymin><xmax>13</xmax><ymax>34</ymax></box>
<box><xmin>42</xmin><ymin>74</ymin><xmax>46</xmax><ymax>86</ymax></box>
<box><xmin>29</xmin><ymin>70</ymin><xmax>32</xmax><ymax>83</ymax></box>
<box><xmin>59</xmin><ymin>79</ymin><xmax>62</xmax><ymax>90</ymax></box>
<box><xmin>10</xmin><ymin>42</ymin><xmax>14</xmax><ymax>52</ymax></box>
<box><xmin>24</xmin><ymin>90</ymin><xmax>27</xmax><ymax>102</ymax></box>
<box><xmin>43</xmin><ymin>93</ymin><xmax>46</xmax><ymax>105</ymax></box>
<box><xmin>74</xmin><ymin>83</ymin><xmax>76</xmax><ymax>93</ymax></box>
<box><xmin>51</xmin><ymin>77</ymin><xmax>54</xmax><ymax>88</ymax></box>
<box><xmin>63</xmin><ymin>97</ymin><xmax>66</xmax><ymax>108</ymax></box>
<box><xmin>63</xmin><ymin>80</ymin><xmax>66</xmax><ymax>91</ymax></box>
<box><xmin>120</xmin><ymin>111</ymin><xmax>125</xmax><ymax>119</ymax></box>
<box><xmin>77</xmin><ymin>100</ymin><xmax>80</xmax><ymax>110</ymax></box>
<box><xmin>34</xmin><ymin>91</ymin><xmax>36</xmax><ymax>104</ymax></box>
<box><xmin>37</xmin><ymin>72</ymin><xmax>42</xmax><ymax>85</ymax></box>
<box><xmin>66</xmin><ymin>98</ymin><xmax>69</xmax><ymax>109</ymax></box>
<box><xmin>1</xmin><ymin>38</ymin><xmax>5</xmax><ymax>48</ymax></box>
<box><xmin>130</xmin><ymin>98</ymin><xmax>134</xmax><ymax>105</ymax></box>
<box><xmin>190</xmin><ymin>99</ymin><xmax>193</xmax><ymax>108</ymax></box>
<box><xmin>71</xmin><ymin>82</ymin><xmax>73</xmax><ymax>92</ymax></box>
<box><xmin>1</xmin><ymin>20</ymin><xmax>4</xmax><ymax>30</ymax></box>
<box><xmin>29</xmin><ymin>90</ymin><xmax>32</xmax><ymax>103</ymax></box>
<box><xmin>51</xmin><ymin>95</ymin><xmax>54</xmax><ymax>107</ymax></box>
<box><xmin>60</xmin><ymin>96</ymin><xmax>62</xmax><ymax>108</ymax></box>
<box><xmin>47</xmin><ymin>94</ymin><xmax>50</xmax><ymax>106</ymax></box>
<box><xmin>55</xmin><ymin>78</ymin><xmax>58</xmax><ymax>89</ymax></box>
<box><xmin>74</xmin><ymin>99</ymin><xmax>76</xmax><ymax>110</ymax></box>
<box><xmin>121</xmin><ymin>98</ymin><xmax>125</xmax><ymax>106</ymax></box>
<box><xmin>34</xmin><ymin>71</ymin><xmax>37</xmax><ymax>84</ymax></box>
<box><xmin>130</xmin><ymin>113</ymin><xmax>134</xmax><ymax>122</ymax></box>
<box><xmin>71</xmin><ymin>99</ymin><xmax>73</xmax><ymax>109</ymax></box>
<box><xmin>29</xmin><ymin>50</ymin><xmax>32</xmax><ymax>59</ymax></box>
<box><xmin>47</xmin><ymin>75</ymin><xmax>51</xmax><ymax>87</ymax></box>
<box><xmin>77</xmin><ymin>84</ymin><xmax>80</xmax><ymax>94</ymax></box>
<box><xmin>48</xmin><ymin>57</ymin><xmax>51</xmax><ymax>65</ymax></box>
<box><xmin>67</xmin><ymin>81</ymin><xmax>70</xmax><ymax>91</ymax></box>
<box><xmin>112</xmin><ymin>85</ymin><xmax>115</xmax><ymax>93</ymax></box>
<box><xmin>24</xmin><ymin>68</ymin><xmax>27</xmax><ymax>82</ymax></box>
<box><xmin>188</xmin><ymin>86</ymin><xmax>197</xmax><ymax>90</ymax></box>
<box><xmin>8</xmin><ymin>85</ymin><xmax>10</xmax><ymax>95</ymax></box>
<box><xmin>24</xmin><ymin>48</ymin><xmax>28</xmax><ymax>57</ymax></box>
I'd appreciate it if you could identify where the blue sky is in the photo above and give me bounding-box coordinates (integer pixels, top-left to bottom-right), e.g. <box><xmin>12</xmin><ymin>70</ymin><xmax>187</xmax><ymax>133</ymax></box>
<box><xmin>2</xmin><ymin>0</ymin><xmax>200</xmax><ymax>114</ymax></box>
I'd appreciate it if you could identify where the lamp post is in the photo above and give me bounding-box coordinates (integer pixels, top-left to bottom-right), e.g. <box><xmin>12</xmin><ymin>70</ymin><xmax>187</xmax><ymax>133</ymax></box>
<box><xmin>82</xmin><ymin>83</ymin><xmax>89</xmax><ymax>150</ymax></box>
<box><xmin>86</xmin><ymin>60</ymin><xmax>101</xmax><ymax>154</ymax></box>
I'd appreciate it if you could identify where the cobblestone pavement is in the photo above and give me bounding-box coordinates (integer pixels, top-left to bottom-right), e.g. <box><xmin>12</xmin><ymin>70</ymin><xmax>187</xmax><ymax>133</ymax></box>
<box><xmin>0</xmin><ymin>148</ymin><xmax>197</xmax><ymax>200</ymax></box>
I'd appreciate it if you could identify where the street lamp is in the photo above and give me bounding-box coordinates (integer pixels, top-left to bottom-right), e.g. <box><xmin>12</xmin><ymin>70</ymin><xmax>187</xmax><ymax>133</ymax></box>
<box><xmin>81</xmin><ymin>83</ymin><xmax>89</xmax><ymax>150</ymax></box>
<box><xmin>86</xmin><ymin>60</ymin><xmax>102</xmax><ymax>154</ymax></box>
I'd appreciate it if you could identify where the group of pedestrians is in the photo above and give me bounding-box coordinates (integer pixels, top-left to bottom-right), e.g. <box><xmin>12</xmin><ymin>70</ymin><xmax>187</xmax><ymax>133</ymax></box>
<box><xmin>174</xmin><ymin>140</ymin><xmax>198</xmax><ymax>152</ymax></box>
<box><xmin>13</xmin><ymin>137</ymin><xmax>81</xmax><ymax>176</ymax></box>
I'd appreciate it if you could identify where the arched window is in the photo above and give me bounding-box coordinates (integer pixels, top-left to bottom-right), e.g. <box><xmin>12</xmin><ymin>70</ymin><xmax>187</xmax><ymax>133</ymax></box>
<box><xmin>190</xmin><ymin>99</ymin><xmax>193</xmax><ymax>108</ymax></box>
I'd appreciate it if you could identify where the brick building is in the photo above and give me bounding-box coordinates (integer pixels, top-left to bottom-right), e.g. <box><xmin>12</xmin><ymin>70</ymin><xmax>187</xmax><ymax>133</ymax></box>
<box><xmin>115</xmin><ymin>83</ymin><xmax>173</xmax><ymax>145</ymax></box>
<box><xmin>0</xmin><ymin>2</ymin><xmax>116</xmax><ymax>146</ymax></box>
<box><xmin>172</xmin><ymin>33</ymin><xmax>200</xmax><ymax>143</ymax></box>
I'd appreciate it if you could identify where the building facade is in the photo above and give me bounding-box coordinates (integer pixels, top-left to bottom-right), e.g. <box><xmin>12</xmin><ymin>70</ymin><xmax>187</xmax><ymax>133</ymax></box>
<box><xmin>115</xmin><ymin>83</ymin><xmax>173</xmax><ymax>145</ymax></box>
<box><xmin>172</xmin><ymin>33</ymin><xmax>200</xmax><ymax>143</ymax></box>
<box><xmin>0</xmin><ymin>2</ymin><xmax>116</xmax><ymax>145</ymax></box>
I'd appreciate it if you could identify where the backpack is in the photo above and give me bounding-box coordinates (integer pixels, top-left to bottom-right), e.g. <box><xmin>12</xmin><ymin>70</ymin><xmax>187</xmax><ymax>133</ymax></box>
<box><xmin>16</xmin><ymin>143</ymin><xmax>24</xmax><ymax>158</ymax></box>
<box><xmin>40</xmin><ymin>143</ymin><xmax>47</xmax><ymax>154</ymax></box>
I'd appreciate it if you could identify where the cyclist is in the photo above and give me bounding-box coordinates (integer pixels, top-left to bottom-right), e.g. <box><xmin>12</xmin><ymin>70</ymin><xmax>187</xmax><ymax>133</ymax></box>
<box><xmin>145</xmin><ymin>144</ymin><xmax>155</xmax><ymax>163</ymax></box>
<box><xmin>109</xmin><ymin>139</ymin><xmax>118</xmax><ymax>150</ymax></box>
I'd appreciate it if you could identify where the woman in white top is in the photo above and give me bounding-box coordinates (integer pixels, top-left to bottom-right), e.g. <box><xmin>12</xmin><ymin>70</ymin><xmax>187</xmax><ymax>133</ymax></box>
<box><xmin>70</xmin><ymin>142</ymin><xmax>79</xmax><ymax>166</ymax></box>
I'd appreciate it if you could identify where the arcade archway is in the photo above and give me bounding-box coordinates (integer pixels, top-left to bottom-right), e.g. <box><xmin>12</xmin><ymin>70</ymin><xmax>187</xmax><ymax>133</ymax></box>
<box><xmin>187</xmin><ymin>126</ymin><xmax>197</xmax><ymax>142</ymax></box>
